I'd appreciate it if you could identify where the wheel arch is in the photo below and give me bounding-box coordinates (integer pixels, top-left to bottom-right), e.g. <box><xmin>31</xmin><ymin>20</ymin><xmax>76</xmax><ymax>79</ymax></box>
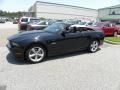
<box><xmin>24</xmin><ymin>42</ymin><xmax>48</xmax><ymax>57</ymax></box>
<box><xmin>90</xmin><ymin>37</ymin><xmax>101</xmax><ymax>45</ymax></box>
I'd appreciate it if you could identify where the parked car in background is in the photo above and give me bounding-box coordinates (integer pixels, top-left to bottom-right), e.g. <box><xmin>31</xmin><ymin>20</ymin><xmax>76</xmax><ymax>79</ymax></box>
<box><xmin>88</xmin><ymin>22</ymin><xmax>119</xmax><ymax>36</ymax></box>
<box><xmin>0</xmin><ymin>19</ymin><xmax>5</xmax><ymax>23</ymax></box>
<box><xmin>64</xmin><ymin>20</ymin><xmax>79</xmax><ymax>25</ymax></box>
<box><xmin>71</xmin><ymin>21</ymin><xmax>94</xmax><ymax>27</ymax></box>
<box><xmin>115</xmin><ymin>23</ymin><xmax>120</xmax><ymax>35</ymax></box>
<box><xmin>55</xmin><ymin>20</ymin><xmax>63</xmax><ymax>22</ymax></box>
<box><xmin>47</xmin><ymin>20</ymin><xmax>55</xmax><ymax>25</ymax></box>
<box><xmin>18</xmin><ymin>17</ymin><xmax>40</xmax><ymax>30</ymax></box>
<box><xmin>7</xmin><ymin>22</ymin><xmax>104</xmax><ymax>63</ymax></box>
<box><xmin>13</xmin><ymin>19</ymin><xmax>19</xmax><ymax>24</ymax></box>
<box><xmin>27</xmin><ymin>21</ymin><xmax>49</xmax><ymax>30</ymax></box>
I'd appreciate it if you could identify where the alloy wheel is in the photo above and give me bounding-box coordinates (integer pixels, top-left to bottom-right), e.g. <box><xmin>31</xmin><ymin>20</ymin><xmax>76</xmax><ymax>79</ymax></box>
<box><xmin>90</xmin><ymin>40</ymin><xmax>99</xmax><ymax>53</ymax></box>
<box><xmin>28</xmin><ymin>47</ymin><xmax>45</xmax><ymax>62</ymax></box>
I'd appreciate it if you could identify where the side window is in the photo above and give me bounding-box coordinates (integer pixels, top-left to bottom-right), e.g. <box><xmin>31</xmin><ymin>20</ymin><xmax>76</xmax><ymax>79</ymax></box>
<box><xmin>104</xmin><ymin>24</ymin><xmax>111</xmax><ymax>27</ymax></box>
<box><xmin>110</xmin><ymin>24</ymin><xmax>113</xmax><ymax>27</ymax></box>
<box><xmin>77</xmin><ymin>27</ymin><xmax>87</xmax><ymax>32</ymax></box>
<box><xmin>68</xmin><ymin>27</ymin><xmax>92</xmax><ymax>33</ymax></box>
<box><xmin>79</xmin><ymin>27</ymin><xmax>85</xmax><ymax>32</ymax></box>
<box><xmin>68</xmin><ymin>27</ymin><xmax>79</xmax><ymax>33</ymax></box>
<box><xmin>21</xmin><ymin>18</ymin><xmax>28</xmax><ymax>22</ymax></box>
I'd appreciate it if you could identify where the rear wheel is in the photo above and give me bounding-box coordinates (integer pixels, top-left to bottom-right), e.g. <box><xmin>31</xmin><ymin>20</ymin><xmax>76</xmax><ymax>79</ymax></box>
<box><xmin>89</xmin><ymin>40</ymin><xmax>99</xmax><ymax>53</ymax></box>
<box><xmin>25</xmin><ymin>45</ymin><xmax>46</xmax><ymax>63</ymax></box>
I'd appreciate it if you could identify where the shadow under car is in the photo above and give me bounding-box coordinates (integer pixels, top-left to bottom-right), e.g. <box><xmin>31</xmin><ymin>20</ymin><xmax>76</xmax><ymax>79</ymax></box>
<box><xmin>6</xmin><ymin>49</ymin><xmax>101</xmax><ymax>65</ymax></box>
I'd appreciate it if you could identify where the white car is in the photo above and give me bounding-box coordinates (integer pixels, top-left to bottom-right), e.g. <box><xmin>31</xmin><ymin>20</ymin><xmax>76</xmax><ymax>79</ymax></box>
<box><xmin>18</xmin><ymin>17</ymin><xmax>40</xmax><ymax>30</ymax></box>
<box><xmin>27</xmin><ymin>21</ymin><xmax>49</xmax><ymax>30</ymax></box>
<box><xmin>71</xmin><ymin>22</ymin><xmax>93</xmax><ymax>28</ymax></box>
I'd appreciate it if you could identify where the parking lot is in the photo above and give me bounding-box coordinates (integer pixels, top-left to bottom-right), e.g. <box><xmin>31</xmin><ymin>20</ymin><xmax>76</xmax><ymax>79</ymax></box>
<box><xmin>0</xmin><ymin>23</ymin><xmax>120</xmax><ymax>90</ymax></box>
<box><xmin>0</xmin><ymin>22</ymin><xmax>18</xmax><ymax>47</ymax></box>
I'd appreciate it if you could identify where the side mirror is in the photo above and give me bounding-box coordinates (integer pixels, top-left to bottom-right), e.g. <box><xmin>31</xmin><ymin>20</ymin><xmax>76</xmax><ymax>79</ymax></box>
<box><xmin>61</xmin><ymin>30</ymin><xmax>67</xmax><ymax>37</ymax></box>
<box><xmin>65</xmin><ymin>27</ymin><xmax>69</xmax><ymax>30</ymax></box>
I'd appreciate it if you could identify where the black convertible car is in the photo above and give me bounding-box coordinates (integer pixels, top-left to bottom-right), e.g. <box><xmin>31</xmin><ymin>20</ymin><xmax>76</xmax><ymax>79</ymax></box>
<box><xmin>7</xmin><ymin>22</ymin><xmax>104</xmax><ymax>63</ymax></box>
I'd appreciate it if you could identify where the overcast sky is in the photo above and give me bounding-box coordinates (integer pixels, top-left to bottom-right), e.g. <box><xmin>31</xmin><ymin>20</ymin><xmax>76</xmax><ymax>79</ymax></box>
<box><xmin>0</xmin><ymin>0</ymin><xmax>120</xmax><ymax>12</ymax></box>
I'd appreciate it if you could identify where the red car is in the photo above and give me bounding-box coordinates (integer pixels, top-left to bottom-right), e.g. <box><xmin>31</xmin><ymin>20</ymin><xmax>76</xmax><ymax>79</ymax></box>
<box><xmin>115</xmin><ymin>25</ymin><xmax>120</xmax><ymax>35</ymax></box>
<box><xmin>87</xmin><ymin>22</ymin><xmax>118</xmax><ymax>36</ymax></box>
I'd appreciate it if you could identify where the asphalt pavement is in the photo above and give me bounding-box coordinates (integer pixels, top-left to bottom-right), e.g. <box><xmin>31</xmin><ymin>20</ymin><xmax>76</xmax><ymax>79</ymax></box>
<box><xmin>0</xmin><ymin>43</ymin><xmax>120</xmax><ymax>90</ymax></box>
<box><xmin>0</xmin><ymin>23</ymin><xmax>120</xmax><ymax>90</ymax></box>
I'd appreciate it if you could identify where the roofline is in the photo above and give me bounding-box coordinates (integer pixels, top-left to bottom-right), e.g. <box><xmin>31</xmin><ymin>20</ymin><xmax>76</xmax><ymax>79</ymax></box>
<box><xmin>35</xmin><ymin>1</ymin><xmax>97</xmax><ymax>11</ymax></box>
<box><xmin>28</xmin><ymin>2</ymin><xmax>37</xmax><ymax>11</ymax></box>
<box><xmin>98</xmin><ymin>4</ymin><xmax>120</xmax><ymax>10</ymax></box>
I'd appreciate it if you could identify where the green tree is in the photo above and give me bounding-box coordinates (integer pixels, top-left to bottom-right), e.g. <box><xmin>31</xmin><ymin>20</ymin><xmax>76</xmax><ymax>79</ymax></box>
<box><xmin>0</xmin><ymin>10</ymin><xmax>23</xmax><ymax>18</ymax></box>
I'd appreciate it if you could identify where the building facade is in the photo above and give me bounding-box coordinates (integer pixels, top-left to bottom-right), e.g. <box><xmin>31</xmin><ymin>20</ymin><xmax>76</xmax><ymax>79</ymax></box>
<box><xmin>98</xmin><ymin>5</ymin><xmax>120</xmax><ymax>23</ymax></box>
<box><xmin>29</xmin><ymin>1</ymin><xmax>120</xmax><ymax>23</ymax></box>
<box><xmin>28</xmin><ymin>1</ymin><xmax>98</xmax><ymax>21</ymax></box>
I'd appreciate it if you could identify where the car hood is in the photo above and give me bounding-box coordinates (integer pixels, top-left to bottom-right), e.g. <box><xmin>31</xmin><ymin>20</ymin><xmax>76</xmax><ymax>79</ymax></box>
<box><xmin>8</xmin><ymin>30</ymin><xmax>53</xmax><ymax>41</ymax></box>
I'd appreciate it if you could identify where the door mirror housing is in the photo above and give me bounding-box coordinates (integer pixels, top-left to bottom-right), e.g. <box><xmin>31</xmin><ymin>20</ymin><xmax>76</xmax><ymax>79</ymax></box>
<box><xmin>61</xmin><ymin>30</ymin><xmax>68</xmax><ymax>37</ymax></box>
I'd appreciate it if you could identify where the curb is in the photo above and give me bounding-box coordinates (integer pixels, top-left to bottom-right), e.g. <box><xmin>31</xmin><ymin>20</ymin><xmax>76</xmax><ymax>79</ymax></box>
<box><xmin>104</xmin><ymin>40</ymin><xmax>120</xmax><ymax>45</ymax></box>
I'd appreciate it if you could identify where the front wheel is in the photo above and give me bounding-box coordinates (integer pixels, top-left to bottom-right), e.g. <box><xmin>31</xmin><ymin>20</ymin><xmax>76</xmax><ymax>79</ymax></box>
<box><xmin>89</xmin><ymin>40</ymin><xmax>99</xmax><ymax>53</ymax></box>
<box><xmin>25</xmin><ymin>45</ymin><xmax>46</xmax><ymax>63</ymax></box>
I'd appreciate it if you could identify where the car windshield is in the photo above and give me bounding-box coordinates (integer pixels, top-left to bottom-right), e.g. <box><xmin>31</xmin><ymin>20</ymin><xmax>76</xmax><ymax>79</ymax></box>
<box><xmin>93</xmin><ymin>22</ymin><xmax>103</xmax><ymax>27</ymax></box>
<box><xmin>44</xmin><ymin>23</ymin><xmax>65</xmax><ymax>33</ymax></box>
<box><xmin>65</xmin><ymin>20</ymin><xmax>76</xmax><ymax>25</ymax></box>
<box><xmin>21</xmin><ymin>18</ymin><xmax>28</xmax><ymax>22</ymax></box>
<box><xmin>30</xmin><ymin>19</ymin><xmax>40</xmax><ymax>23</ymax></box>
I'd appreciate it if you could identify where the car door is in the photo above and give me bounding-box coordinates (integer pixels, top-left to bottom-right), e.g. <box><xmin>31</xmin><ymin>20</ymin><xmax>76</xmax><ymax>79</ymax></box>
<box><xmin>110</xmin><ymin>24</ymin><xmax>116</xmax><ymax>35</ymax></box>
<box><xmin>102</xmin><ymin>23</ymin><xmax>113</xmax><ymax>35</ymax></box>
<box><xmin>63</xmin><ymin>31</ymin><xmax>90</xmax><ymax>51</ymax></box>
<box><xmin>47</xmin><ymin>25</ymin><xmax>90</xmax><ymax>55</ymax></box>
<box><xmin>49</xmin><ymin>29</ymin><xmax>90</xmax><ymax>54</ymax></box>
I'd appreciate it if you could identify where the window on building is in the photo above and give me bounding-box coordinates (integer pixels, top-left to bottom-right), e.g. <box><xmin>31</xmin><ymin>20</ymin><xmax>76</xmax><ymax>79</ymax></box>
<box><xmin>112</xmin><ymin>11</ymin><xmax>116</xmax><ymax>15</ymax></box>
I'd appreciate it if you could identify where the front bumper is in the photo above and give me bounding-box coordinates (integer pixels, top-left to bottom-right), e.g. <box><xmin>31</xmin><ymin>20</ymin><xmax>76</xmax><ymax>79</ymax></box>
<box><xmin>6</xmin><ymin>42</ymin><xmax>25</xmax><ymax>58</ymax></box>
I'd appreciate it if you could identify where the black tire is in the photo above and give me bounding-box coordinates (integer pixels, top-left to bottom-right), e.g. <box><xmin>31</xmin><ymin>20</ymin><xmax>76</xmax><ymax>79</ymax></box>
<box><xmin>88</xmin><ymin>40</ymin><xmax>99</xmax><ymax>53</ymax></box>
<box><xmin>25</xmin><ymin>45</ymin><xmax>46</xmax><ymax>63</ymax></box>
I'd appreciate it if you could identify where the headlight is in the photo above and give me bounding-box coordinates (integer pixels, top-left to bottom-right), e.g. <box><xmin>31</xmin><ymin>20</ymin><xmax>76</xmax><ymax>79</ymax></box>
<box><xmin>7</xmin><ymin>40</ymin><xmax>11</xmax><ymax>47</ymax></box>
<box><xmin>11</xmin><ymin>42</ymin><xmax>20</xmax><ymax>47</ymax></box>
